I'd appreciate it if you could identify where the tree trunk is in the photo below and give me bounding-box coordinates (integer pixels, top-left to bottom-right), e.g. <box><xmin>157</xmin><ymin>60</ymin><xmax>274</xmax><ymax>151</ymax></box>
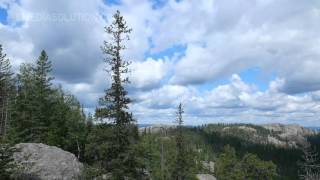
<box><xmin>76</xmin><ymin>139</ymin><xmax>81</xmax><ymax>159</ymax></box>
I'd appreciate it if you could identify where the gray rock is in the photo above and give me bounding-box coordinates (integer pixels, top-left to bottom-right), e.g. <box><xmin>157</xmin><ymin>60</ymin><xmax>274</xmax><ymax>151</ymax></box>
<box><xmin>266</xmin><ymin>135</ymin><xmax>287</xmax><ymax>147</ymax></box>
<box><xmin>219</xmin><ymin>123</ymin><xmax>316</xmax><ymax>148</ymax></box>
<box><xmin>262</xmin><ymin>123</ymin><xmax>315</xmax><ymax>137</ymax></box>
<box><xmin>139</xmin><ymin>124</ymin><xmax>176</xmax><ymax>135</ymax></box>
<box><xmin>262</xmin><ymin>123</ymin><xmax>316</xmax><ymax>147</ymax></box>
<box><xmin>238</xmin><ymin>126</ymin><xmax>257</xmax><ymax>133</ymax></box>
<box><xmin>201</xmin><ymin>161</ymin><xmax>215</xmax><ymax>173</ymax></box>
<box><xmin>13</xmin><ymin>143</ymin><xmax>83</xmax><ymax>180</ymax></box>
<box><xmin>196</xmin><ymin>174</ymin><xmax>217</xmax><ymax>180</ymax></box>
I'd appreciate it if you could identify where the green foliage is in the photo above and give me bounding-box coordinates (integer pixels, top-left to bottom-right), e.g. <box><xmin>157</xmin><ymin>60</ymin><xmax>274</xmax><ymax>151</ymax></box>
<box><xmin>216</xmin><ymin>145</ymin><xmax>278</xmax><ymax>180</ymax></box>
<box><xmin>171</xmin><ymin>104</ymin><xmax>197</xmax><ymax>180</ymax></box>
<box><xmin>193</xmin><ymin>125</ymin><xmax>302</xmax><ymax>179</ymax></box>
<box><xmin>215</xmin><ymin>145</ymin><xmax>245</xmax><ymax>180</ymax></box>
<box><xmin>10</xmin><ymin>51</ymin><xmax>53</xmax><ymax>143</ymax></box>
<box><xmin>139</xmin><ymin>126</ymin><xmax>199</xmax><ymax>180</ymax></box>
<box><xmin>81</xmin><ymin>164</ymin><xmax>107</xmax><ymax>180</ymax></box>
<box><xmin>0</xmin><ymin>44</ymin><xmax>14</xmax><ymax>138</ymax></box>
<box><xmin>298</xmin><ymin>142</ymin><xmax>320</xmax><ymax>180</ymax></box>
<box><xmin>9</xmin><ymin>51</ymin><xmax>86</xmax><ymax>160</ymax></box>
<box><xmin>46</xmin><ymin>89</ymin><xmax>87</xmax><ymax>159</ymax></box>
<box><xmin>241</xmin><ymin>153</ymin><xmax>278</xmax><ymax>180</ymax></box>
<box><xmin>90</xmin><ymin>10</ymin><xmax>144</xmax><ymax>179</ymax></box>
<box><xmin>0</xmin><ymin>139</ymin><xmax>16</xmax><ymax>180</ymax></box>
<box><xmin>85</xmin><ymin>124</ymin><xmax>114</xmax><ymax>166</ymax></box>
<box><xmin>96</xmin><ymin>10</ymin><xmax>133</xmax><ymax>125</ymax></box>
<box><xmin>86</xmin><ymin>124</ymin><xmax>145</xmax><ymax>179</ymax></box>
<box><xmin>139</xmin><ymin>132</ymin><xmax>176</xmax><ymax>180</ymax></box>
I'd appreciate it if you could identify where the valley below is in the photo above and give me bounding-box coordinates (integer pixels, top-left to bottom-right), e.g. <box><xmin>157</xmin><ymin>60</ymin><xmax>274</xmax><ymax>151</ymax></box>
<box><xmin>139</xmin><ymin>123</ymin><xmax>320</xmax><ymax>180</ymax></box>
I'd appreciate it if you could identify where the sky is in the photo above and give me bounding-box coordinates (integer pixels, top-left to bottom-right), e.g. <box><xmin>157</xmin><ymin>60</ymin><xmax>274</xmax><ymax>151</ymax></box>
<box><xmin>1</xmin><ymin>0</ymin><xmax>320</xmax><ymax>126</ymax></box>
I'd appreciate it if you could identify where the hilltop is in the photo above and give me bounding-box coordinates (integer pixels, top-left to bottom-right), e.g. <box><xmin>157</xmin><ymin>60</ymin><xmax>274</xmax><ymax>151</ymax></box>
<box><xmin>140</xmin><ymin>123</ymin><xmax>316</xmax><ymax>148</ymax></box>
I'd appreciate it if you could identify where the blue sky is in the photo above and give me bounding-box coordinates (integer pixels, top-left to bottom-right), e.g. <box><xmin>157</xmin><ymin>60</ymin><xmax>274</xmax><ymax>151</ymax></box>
<box><xmin>0</xmin><ymin>7</ymin><xmax>8</xmax><ymax>24</ymax></box>
<box><xmin>1</xmin><ymin>0</ymin><xmax>320</xmax><ymax>126</ymax></box>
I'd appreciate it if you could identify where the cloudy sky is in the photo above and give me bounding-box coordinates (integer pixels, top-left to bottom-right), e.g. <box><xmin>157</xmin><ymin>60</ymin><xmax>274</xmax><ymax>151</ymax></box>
<box><xmin>1</xmin><ymin>0</ymin><xmax>320</xmax><ymax>126</ymax></box>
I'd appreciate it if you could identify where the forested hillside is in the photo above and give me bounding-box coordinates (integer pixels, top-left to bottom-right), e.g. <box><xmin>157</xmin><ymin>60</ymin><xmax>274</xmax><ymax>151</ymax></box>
<box><xmin>139</xmin><ymin>124</ymin><xmax>320</xmax><ymax>180</ymax></box>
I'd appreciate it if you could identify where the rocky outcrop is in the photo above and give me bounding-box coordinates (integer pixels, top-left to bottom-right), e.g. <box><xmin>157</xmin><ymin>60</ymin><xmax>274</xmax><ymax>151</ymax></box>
<box><xmin>266</xmin><ymin>135</ymin><xmax>287</xmax><ymax>147</ymax></box>
<box><xmin>219</xmin><ymin>123</ymin><xmax>316</xmax><ymax>148</ymax></box>
<box><xmin>262</xmin><ymin>123</ymin><xmax>316</xmax><ymax>147</ymax></box>
<box><xmin>13</xmin><ymin>143</ymin><xmax>83</xmax><ymax>180</ymax></box>
<box><xmin>262</xmin><ymin>123</ymin><xmax>315</xmax><ymax>137</ymax></box>
<box><xmin>238</xmin><ymin>126</ymin><xmax>257</xmax><ymax>133</ymax></box>
<box><xmin>139</xmin><ymin>124</ymin><xmax>176</xmax><ymax>135</ymax></box>
<box><xmin>196</xmin><ymin>174</ymin><xmax>217</xmax><ymax>180</ymax></box>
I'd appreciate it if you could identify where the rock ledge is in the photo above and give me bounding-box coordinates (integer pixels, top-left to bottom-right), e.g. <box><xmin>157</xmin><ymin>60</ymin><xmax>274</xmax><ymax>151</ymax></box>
<box><xmin>14</xmin><ymin>143</ymin><xmax>83</xmax><ymax>180</ymax></box>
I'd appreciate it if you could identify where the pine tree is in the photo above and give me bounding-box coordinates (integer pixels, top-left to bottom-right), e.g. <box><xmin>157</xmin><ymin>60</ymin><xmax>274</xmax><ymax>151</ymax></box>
<box><xmin>10</xmin><ymin>50</ymin><xmax>53</xmax><ymax>143</ymax></box>
<box><xmin>172</xmin><ymin>103</ymin><xmax>195</xmax><ymax>180</ymax></box>
<box><xmin>216</xmin><ymin>145</ymin><xmax>277</xmax><ymax>180</ymax></box>
<box><xmin>96</xmin><ymin>10</ymin><xmax>133</xmax><ymax>126</ymax></box>
<box><xmin>0</xmin><ymin>139</ymin><xmax>16</xmax><ymax>180</ymax></box>
<box><xmin>215</xmin><ymin>145</ymin><xmax>245</xmax><ymax>180</ymax></box>
<box><xmin>9</xmin><ymin>50</ymin><xmax>86</xmax><ymax>159</ymax></box>
<box><xmin>64</xmin><ymin>94</ymin><xmax>87</xmax><ymax>160</ymax></box>
<box><xmin>0</xmin><ymin>45</ymin><xmax>14</xmax><ymax>139</ymax></box>
<box><xmin>10</xmin><ymin>63</ymin><xmax>36</xmax><ymax>142</ymax></box>
<box><xmin>33</xmin><ymin>50</ymin><xmax>54</xmax><ymax>142</ymax></box>
<box><xmin>94</xmin><ymin>10</ymin><xmax>144</xmax><ymax>179</ymax></box>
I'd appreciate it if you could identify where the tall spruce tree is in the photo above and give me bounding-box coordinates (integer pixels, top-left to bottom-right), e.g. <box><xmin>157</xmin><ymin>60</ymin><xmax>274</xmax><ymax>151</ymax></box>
<box><xmin>10</xmin><ymin>50</ymin><xmax>86</xmax><ymax>157</ymax></box>
<box><xmin>10</xmin><ymin>63</ymin><xmax>36</xmax><ymax>142</ymax></box>
<box><xmin>0</xmin><ymin>45</ymin><xmax>14</xmax><ymax>139</ymax></box>
<box><xmin>216</xmin><ymin>145</ymin><xmax>277</xmax><ymax>180</ymax></box>
<box><xmin>33</xmin><ymin>50</ymin><xmax>54</xmax><ymax>143</ymax></box>
<box><xmin>10</xmin><ymin>50</ymin><xmax>53</xmax><ymax>143</ymax></box>
<box><xmin>34</xmin><ymin>50</ymin><xmax>53</xmax><ymax>103</ymax></box>
<box><xmin>94</xmin><ymin>10</ymin><xmax>144</xmax><ymax>179</ymax></box>
<box><xmin>172</xmin><ymin>103</ymin><xmax>195</xmax><ymax>180</ymax></box>
<box><xmin>96</xmin><ymin>10</ymin><xmax>133</xmax><ymax>125</ymax></box>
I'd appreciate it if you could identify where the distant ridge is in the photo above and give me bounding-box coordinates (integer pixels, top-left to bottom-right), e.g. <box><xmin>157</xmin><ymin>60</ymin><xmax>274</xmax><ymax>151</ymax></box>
<box><xmin>306</xmin><ymin>127</ymin><xmax>320</xmax><ymax>132</ymax></box>
<box><xmin>139</xmin><ymin>123</ymin><xmax>318</xmax><ymax>148</ymax></box>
